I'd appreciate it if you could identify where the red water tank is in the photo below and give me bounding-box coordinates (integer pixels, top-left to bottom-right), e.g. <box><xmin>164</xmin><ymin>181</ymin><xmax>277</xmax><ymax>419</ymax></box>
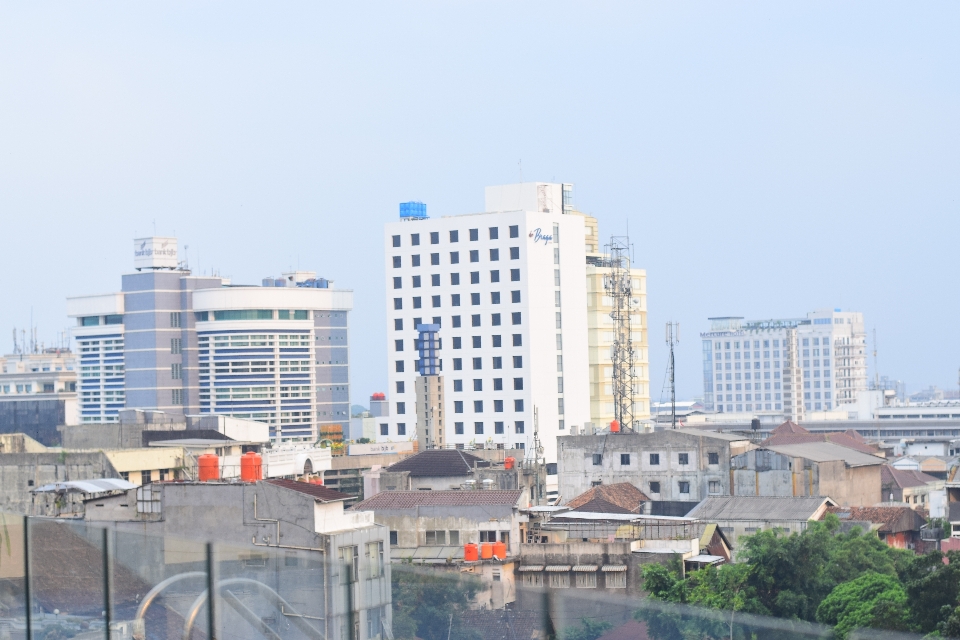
<box><xmin>610</xmin><ymin>419</ymin><xmax>621</xmax><ymax>433</ymax></box>
<box><xmin>198</xmin><ymin>454</ymin><xmax>220</xmax><ymax>482</ymax></box>
<box><xmin>504</xmin><ymin>456</ymin><xmax>515</xmax><ymax>470</ymax></box>
<box><xmin>492</xmin><ymin>541</ymin><xmax>507</xmax><ymax>560</ymax></box>
<box><xmin>464</xmin><ymin>544</ymin><xmax>479</xmax><ymax>562</ymax></box>
<box><xmin>480</xmin><ymin>543</ymin><xmax>494</xmax><ymax>560</ymax></box>
<box><xmin>240</xmin><ymin>452</ymin><xmax>263</xmax><ymax>482</ymax></box>
<box><xmin>309</xmin><ymin>477</ymin><xmax>324</xmax><ymax>485</ymax></box>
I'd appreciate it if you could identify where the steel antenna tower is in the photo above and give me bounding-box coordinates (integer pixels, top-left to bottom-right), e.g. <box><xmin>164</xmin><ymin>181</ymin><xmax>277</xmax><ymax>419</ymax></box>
<box><xmin>604</xmin><ymin>236</ymin><xmax>637</xmax><ymax>432</ymax></box>
<box><xmin>666</xmin><ymin>322</ymin><xmax>680</xmax><ymax>428</ymax></box>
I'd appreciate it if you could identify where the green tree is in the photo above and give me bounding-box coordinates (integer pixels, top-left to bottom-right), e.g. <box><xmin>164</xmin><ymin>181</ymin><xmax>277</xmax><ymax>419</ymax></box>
<box><xmin>815</xmin><ymin>572</ymin><xmax>913</xmax><ymax>639</ymax></box>
<box><xmin>898</xmin><ymin>550</ymin><xmax>960</xmax><ymax>633</ymax></box>
<box><xmin>559</xmin><ymin>617</ymin><xmax>612</xmax><ymax>640</ymax></box>
<box><xmin>391</xmin><ymin>566</ymin><xmax>481</xmax><ymax>640</ymax></box>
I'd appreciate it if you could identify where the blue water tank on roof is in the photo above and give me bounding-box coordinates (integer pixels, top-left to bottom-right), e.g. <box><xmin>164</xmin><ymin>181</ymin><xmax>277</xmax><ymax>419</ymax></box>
<box><xmin>400</xmin><ymin>201</ymin><xmax>427</xmax><ymax>219</ymax></box>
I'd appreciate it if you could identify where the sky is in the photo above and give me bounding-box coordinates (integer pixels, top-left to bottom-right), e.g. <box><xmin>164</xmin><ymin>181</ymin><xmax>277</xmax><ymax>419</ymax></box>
<box><xmin>0</xmin><ymin>2</ymin><xmax>958</xmax><ymax>405</ymax></box>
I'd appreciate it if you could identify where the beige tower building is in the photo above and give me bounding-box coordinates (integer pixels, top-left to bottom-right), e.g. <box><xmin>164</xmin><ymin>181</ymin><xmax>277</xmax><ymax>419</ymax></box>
<box><xmin>573</xmin><ymin>213</ymin><xmax>650</xmax><ymax>430</ymax></box>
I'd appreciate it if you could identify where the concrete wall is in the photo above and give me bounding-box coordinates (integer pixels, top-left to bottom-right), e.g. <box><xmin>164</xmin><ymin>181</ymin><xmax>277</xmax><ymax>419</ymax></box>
<box><xmin>0</xmin><ymin>451</ymin><xmax>118</xmax><ymax>515</ymax></box>
<box><xmin>558</xmin><ymin>431</ymin><xmax>732</xmax><ymax>502</ymax></box>
<box><xmin>364</xmin><ymin>503</ymin><xmax>525</xmax><ymax>556</ymax></box>
<box><xmin>731</xmin><ymin>449</ymin><xmax>882</xmax><ymax>506</ymax></box>
<box><xmin>0</xmin><ymin>399</ymin><xmax>69</xmax><ymax>446</ymax></box>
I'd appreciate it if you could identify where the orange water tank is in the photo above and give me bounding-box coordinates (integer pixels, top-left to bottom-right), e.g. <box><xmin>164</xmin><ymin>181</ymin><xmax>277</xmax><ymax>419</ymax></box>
<box><xmin>464</xmin><ymin>544</ymin><xmax>479</xmax><ymax>562</ymax></box>
<box><xmin>610</xmin><ymin>419</ymin><xmax>621</xmax><ymax>433</ymax></box>
<box><xmin>198</xmin><ymin>454</ymin><xmax>220</xmax><ymax>481</ymax></box>
<box><xmin>240</xmin><ymin>452</ymin><xmax>263</xmax><ymax>482</ymax></box>
<box><xmin>309</xmin><ymin>477</ymin><xmax>324</xmax><ymax>485</ymax></box>
<box><xmin>492</xmin><ymin>541</ymin><xmax>507</xmax><ymax>560</ymax></box>
<box><xmin>480</xmin><ymin>543</ymin><xmax>494</xmax><ymax>560</ymax></box>
<box><xmin>504</xmin><ymin>456</ymin><xmax>515</xmax><ymax>470</ymax></box>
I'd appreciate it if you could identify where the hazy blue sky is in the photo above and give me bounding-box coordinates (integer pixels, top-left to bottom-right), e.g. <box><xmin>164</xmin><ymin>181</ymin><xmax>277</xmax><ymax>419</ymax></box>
<box><xmin>1</xmin><ymin>2</ymin><xmax>958</xmax><ymax>404</ymax></box>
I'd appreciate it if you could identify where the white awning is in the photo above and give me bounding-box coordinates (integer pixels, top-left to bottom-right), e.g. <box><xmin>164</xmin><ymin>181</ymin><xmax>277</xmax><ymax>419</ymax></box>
<box><xmin>545</xmin><ymin>565</ymin><xmax>571</xmax><ymax>572</ymax></box>
<box><xmin>572</xmin><ymin>565</ymin><xmax>598</xmax><ymax>572</ymax></box>
<box><xmin>33</xmin><ymin>478</ymin><xmax>135</xmax><ymax>494</ymax></box>
<box><xmin>601</xmin><ymin>565</ymin><xmax>627</xmax><ymax>572</ymax></box>
<box><xmin>686</xmin><ymin>555</ymin><xmax>725</xmax><ymax>565</ymax></box>
<box><xmin>517</xmin><ymin>565</ymin><xmax>544</xmax><ymax>572</ymax></box>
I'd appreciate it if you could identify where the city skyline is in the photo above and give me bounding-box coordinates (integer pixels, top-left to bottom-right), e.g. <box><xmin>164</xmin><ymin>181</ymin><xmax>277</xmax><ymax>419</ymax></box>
<box><xmin>1</xmin><ymin>2</ymin><xmax>958</xmax><ymax>405</ymax></box>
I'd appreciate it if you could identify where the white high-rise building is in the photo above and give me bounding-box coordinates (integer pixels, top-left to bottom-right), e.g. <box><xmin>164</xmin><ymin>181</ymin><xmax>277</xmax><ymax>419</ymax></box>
<box><xmin>701</xmin><ymin>308</ymin><xmax>868</xmax><ymax>418</ymax></box>
<box><xmin>381</xmin><ymin>183</ymin><xmax>590</xmax><ymax>463</ymax></box>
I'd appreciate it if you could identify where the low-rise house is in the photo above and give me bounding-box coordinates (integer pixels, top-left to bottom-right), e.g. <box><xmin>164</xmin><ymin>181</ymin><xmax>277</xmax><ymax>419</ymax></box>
<box><xmin>821</xmin><ymin>505</ymin><xmax>928</xmax><ymax>550</ymax></box>
<box><xmin>364</xmin><ymin>449</ymin><xmax>540</xmax><ymax>504</ymax></box>
<box><xmin>353</xmin><ymin>489</ymin><xmax>525</xmax><ymax>609</ymax></box>
<box><xmin>731</xmin><ymin>441</ymin><xmax>883</xmax><ymax>506</ymax></box>
<box><xmin>565</xmin><ymin>483</ymin><xmax>648</xmax><ymax>514</ymax></box>
<box><xmin>557</xmin><ymin>429</ymin><xmax>751</xmax><ymax>505</ymax></box>
<box><xmin>686</xmin><ymin>495</ymin><xmax>838</xmax><ymax>549</ymax></box>
<box><xmin>881</xmin><ymin>465</ymin><xmax>943</xmax><ymax>508</ymax></box>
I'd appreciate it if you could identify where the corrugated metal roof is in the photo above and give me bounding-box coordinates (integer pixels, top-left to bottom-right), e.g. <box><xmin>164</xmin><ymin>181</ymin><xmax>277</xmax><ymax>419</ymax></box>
<box><xmin>686</xmin><ymin>555</ymin><xmax>724</xmax><ymax>564</ymax></box>
<box><xmin>687</xmin><ymin>496</ymin><xmax>836</xmax><ymax>521</ymax></box>
<box><xmin>763</xmin><ymin>442</ymin><xmax>884</xmax><ymax>467</ymax></box>
<box><xmin>572</xmin><ymin>565</ymin><xmax>598</xmax><ymax>571</ymax></box>
<box><xmin>517</xmin><ymin>565</ymin><xmax>544</xmax><ymax>572</ymax></box>
<box><xmin>353</xmin><ymin>489</ymin><xmax>523</xmax><ymax>510</ymax></box>
<box><xmin>545</xmin><ymin>565</ymin><xmax>571</xmax><ymax>572</ymax></box>
<box><xmin>266</xmin><ymin>479</ymin><xmax>352</xmax><ymax>502</ymax></box>
<box><xmin>33</xmin><ymin>478</ymin><xmax>135</xmax><ymax>494</ymax></box>
<box><xmin>601</xmin><ymin>565</ymin><xmax>627</xmax><ymax>571</ymax></box>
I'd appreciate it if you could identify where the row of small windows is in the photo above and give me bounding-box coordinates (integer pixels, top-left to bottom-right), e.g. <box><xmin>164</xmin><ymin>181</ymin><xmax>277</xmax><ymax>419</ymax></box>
<box><xmin>393</xmin><ymin>226</ymin><xmax>521</xmax><ymax>247</ymax></box>
<box><xmin>394</xmin><ymin>313</ymin><xmax>530</xmax><ymax>330</ymax></box>
<box><xmin>380</xmin><ymin>421</ymin><xmax>526</xmax><ymax>436</ymax></box>
<box><xmin>715</xmin><ymin>338</ymin><xmax>832</xmax><ymax>350</ymax></box>
<box><xmin>395</xmin><ymin>334</ymin><xmax>522</xmax><ymax>351</ymax></box>
<box><xmin>718</xmin><ymin>403</ymin><xmax>783</xmax><ymax>412</ymax></box>
<box><xmin>592</xmin><ymin>452</ymin><xmax>720</xmax><ymax>466</ymax></box>
<box><xmin>194</xmin><ymin>310</ymin><xmax>310</xmax><ymax>322</ymax></box>
<box><xmin>392</xmin><ymin>248</ymin><xmax>520</xmax><ymax>268</ymax></box>
<box><xmin>394</xmin><ymin>269</ymin><xmax>521</xmax><ymax>288</ymax></box>
<box><xmin>395</xmin><ymin>356</ymin><xmax>523</xmax><ymax>372</ymax></box>
<box><xmin>79</xmin><ymin>315</ymin><xmax>123</xmax><ymax>326</ymax></box>
<box><xmin>394</xmin><ymin>294</ymin><xmax>523</xmax><ymax>309</ymax></box>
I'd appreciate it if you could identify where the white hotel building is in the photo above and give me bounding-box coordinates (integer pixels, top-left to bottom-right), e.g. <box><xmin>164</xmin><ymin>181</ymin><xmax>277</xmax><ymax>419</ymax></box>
<box><xmin>381</xmin><ymin>183</ymin><xmax>590</xmax><ymax>463</ymax></box>
<box><xmin>701</xmin><ymin>308</ymin><xmax>868</xmax><ymax>419</ymax></box>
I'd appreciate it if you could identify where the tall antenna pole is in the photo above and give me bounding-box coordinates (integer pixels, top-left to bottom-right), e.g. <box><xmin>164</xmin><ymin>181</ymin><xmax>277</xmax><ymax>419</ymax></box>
<box><xmin>872</xmin><ymin>328</ymin><xmax>879</xmax><ymax>389</ymax></box>
<box><xmin>605</xmin><ymin>236</ymin><xmax>637</xmax><ymax>432</ymax></box>
<box><xmin>666</xmin><ymin>322</ymin><xmax>680</xmax><ymax>429</ymax></box>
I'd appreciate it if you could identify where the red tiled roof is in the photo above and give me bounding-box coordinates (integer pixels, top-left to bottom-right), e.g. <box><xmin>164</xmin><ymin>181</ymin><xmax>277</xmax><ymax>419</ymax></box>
<box><xmin>569</xmin><ymin>497</ymin><xmax>633</xmax><ymax>514</ymax></box>
<box><xmin>770</xmin><ymin>420</ymin><xmax>810</xmax><ymax>436</ymax></box>
<box><xmin>566</xmin><ymin>483</ymin><xmax>649</xmax><ymax>513</ymax></box>
<box><xmin>881</xmin><ymin>465</ymin><xmax>940</xmax><ymax>489</ymax></box>
<box><xmin>353</xmin><ymin>489</ymin><xmax>523</xmax><ymax>510</ymax></box>
<box><xmin>266</xmin><ymin>479</ymin><xmax>353</xmax><ymax>502</ymax></box>
<box><xmin>824</xmin><ymin>506</ymin><xmax>925</xmax><ymax>534</ymax></box>
<box><xmin>384</xmin><ymin>449</ymin><xmax>484</xmax><ymax>477</ymax></box>
<box><xmin>763</xmin><ymin>427</ymin><xmax>881</xmax><ymax>456</ymax></box>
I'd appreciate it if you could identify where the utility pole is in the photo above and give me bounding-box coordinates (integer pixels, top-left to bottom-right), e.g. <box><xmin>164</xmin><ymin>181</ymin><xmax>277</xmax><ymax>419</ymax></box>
<box><xmin>666</xmin><ymin>322</ymin><xmax>680</xmax><ymax>429</ymax></box>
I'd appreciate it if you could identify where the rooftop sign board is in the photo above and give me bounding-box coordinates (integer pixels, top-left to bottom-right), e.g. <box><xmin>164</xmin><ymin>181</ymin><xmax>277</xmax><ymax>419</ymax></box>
<box><xmin>134</xmin><ymin>237</ymin><xmax>178</xmax><ymax>270</ymax></box>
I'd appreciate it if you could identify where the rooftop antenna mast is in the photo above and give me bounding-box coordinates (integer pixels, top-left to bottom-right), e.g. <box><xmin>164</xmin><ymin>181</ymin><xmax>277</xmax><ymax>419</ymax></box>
<box><xmin>666</xmin><ymin>322</ymin><xmax>680</xmax><ymax>429</ymax></box>
<box><xmin>605</xmin><ymin>236</ymin><xmax>637</xmax><ymax>432</ymax></box>
<box><xmin>872</xmin><ymin>328</ymin><xmax>879</xmax><ymax>389</ymax></box>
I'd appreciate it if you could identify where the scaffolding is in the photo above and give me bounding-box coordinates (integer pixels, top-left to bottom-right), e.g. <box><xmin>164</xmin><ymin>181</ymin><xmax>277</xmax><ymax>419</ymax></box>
<box><xmin>604</xmin><ymin>237</ymin><xmax>638</xmax><ymax>432</ymax></box>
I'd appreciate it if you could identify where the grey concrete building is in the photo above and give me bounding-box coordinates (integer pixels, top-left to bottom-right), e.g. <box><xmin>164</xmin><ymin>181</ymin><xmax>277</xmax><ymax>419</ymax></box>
<box><xmin>86</xmin><ymin>479</ymin><xmax>392</xmax><ymax>640</ymax></box>
<box><xmin>731</xmin><ymin>441</ymin><xmax>884</xmax><ymax>506</ymax></box>
<box><xmin>557</xmin><ymin>429</ymin><xmax>752</xmax><ymax>505</ymax></box>
<box><xmin>353</xmin><ymin>489</ymin><xmax>527</xmax><ymax>559</ymax></box>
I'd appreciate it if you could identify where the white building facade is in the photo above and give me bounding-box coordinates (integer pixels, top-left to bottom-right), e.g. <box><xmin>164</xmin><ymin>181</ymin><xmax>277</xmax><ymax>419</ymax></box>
<box><xmin>381</xmin><ymin>183</ymin><xmax>590</xmax><ymax>463</ymax></box>
<box><xmin>701</xmin><ymin>309</ymin><xmax>867</xmax><ymax>418</ymax></box>
<box><xmin>67</xmin><ymin>238</ymin><xmax>353</xmax><ymax>442</ymax></box>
